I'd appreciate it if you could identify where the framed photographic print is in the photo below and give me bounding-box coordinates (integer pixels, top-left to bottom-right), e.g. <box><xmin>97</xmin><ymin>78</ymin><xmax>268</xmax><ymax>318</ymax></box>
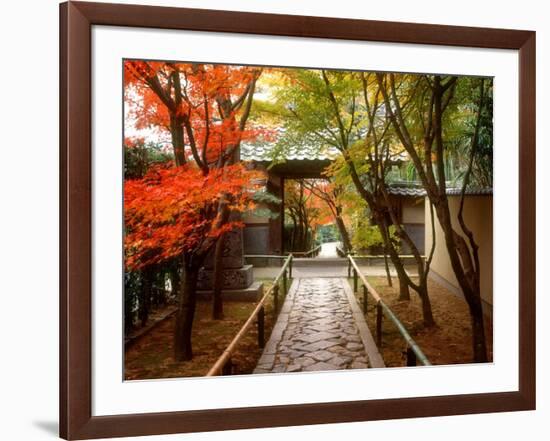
<box><xmin>60</xmin><ymin>1</ymin><xmax>536</xmax><ymax>439</ymax></box>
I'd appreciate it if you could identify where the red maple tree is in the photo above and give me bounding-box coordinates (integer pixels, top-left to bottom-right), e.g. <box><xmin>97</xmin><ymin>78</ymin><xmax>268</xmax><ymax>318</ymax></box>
<box><xmin>124</xmin><ymin>61</ymin><xmax>265</xmax><ymax>360</ymax></box>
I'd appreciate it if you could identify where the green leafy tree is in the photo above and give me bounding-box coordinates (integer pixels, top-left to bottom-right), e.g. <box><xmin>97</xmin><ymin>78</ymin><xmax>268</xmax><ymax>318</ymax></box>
<box><xmin>271</xmin><ymin>68</ymin><xmax>436</xmax><ymax>324</ymax></box>
<box><xmin>376</xmin><ymin>73</ymin><xmax>492</xmax><ymax>361</ymax></box>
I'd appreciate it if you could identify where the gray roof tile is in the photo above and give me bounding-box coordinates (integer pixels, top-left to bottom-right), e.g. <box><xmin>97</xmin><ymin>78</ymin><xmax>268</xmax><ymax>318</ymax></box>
<box><xmin>387</xmin><ymin>186</ymin><xmax>492</xmax><ymax>197</ymax></box>
<box><xmin>240</xmin><ymin>142</ymin><xmax>339</xmax><ymax>162</ymax></box>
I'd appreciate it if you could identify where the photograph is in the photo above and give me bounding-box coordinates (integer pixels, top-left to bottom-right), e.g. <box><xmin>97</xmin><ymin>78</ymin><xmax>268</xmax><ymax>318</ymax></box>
<box><xmin>123</xmin><ymin>60</ymin><xmax>494</xmax><ymax>380</ymax></box>
<box><xmin>1</xmin><ymin>0</ymin><xmax>544</xmax><ymax>439</ymax></box>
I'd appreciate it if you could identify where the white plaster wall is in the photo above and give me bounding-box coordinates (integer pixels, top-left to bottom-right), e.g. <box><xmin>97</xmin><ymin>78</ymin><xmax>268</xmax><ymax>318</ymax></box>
<box><xmin>425</xmin><ymin>195</ymin><xmax>493</xmax><ymax>306</ymax></box>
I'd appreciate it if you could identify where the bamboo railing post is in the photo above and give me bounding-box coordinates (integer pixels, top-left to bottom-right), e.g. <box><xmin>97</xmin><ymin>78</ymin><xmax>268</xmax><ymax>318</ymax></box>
<box><xmin>347</xmin><ymin>257</ymin><xmax>351</xmax><ymax>278</ymax></box>
<box><xmin>289</xmin><ymin>257</ymin><xmax>293</xmax><ymax>279</ymax></box>
<box><xmin>376</xmin><ymin>303</ymin><xmax>383</xmax><ymax>348</ymax></box>
<box><xmin>222</xmin><ymin>358</ymin><xmax>233</xmax><ymax>375</ymax></box>
<box><xmin>283</xmin><ymin>269</ymin><xmax>288</xmax><ymax>295</ymax></box>
<box><xmin>353</xmin><ymin>268</ymin><xmax>358</xmax><ymax>293</ymax></box>
<box><xmin>362</xmin><ymin>285</ymin><xmax>368</xmax><ymax>313</ymax></box>
<box><xmin>273</xmin><ymin>284</ymin><xmax>279</xmax><ymax>314</ymax></box>
<box><xmin>406</xmin><ymin>345</ymin><xmax>417</xmax><ymax>366</ymax></box>
<box><xmin>257</xmin><ymin>306</ymin><xmax>265</xmax><ymax>348</ymax></box>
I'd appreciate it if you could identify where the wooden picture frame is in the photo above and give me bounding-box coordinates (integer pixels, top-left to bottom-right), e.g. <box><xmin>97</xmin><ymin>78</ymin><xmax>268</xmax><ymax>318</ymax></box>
<box><xmin>59</xmin><ymin>1</ymin><xmax>536</xmax><ymax>439</ymax></box>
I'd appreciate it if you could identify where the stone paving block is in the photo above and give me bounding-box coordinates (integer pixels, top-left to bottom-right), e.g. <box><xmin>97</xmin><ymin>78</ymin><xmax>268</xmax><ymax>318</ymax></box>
<box><xmin>278</xmin><ymin>355</ymin><xmax>290</xmax><ymax>364</ymax></box>
<box><xmin>346</xmin><ymin>342</ymin><xmax>364</xmax><ymax>351</ymax></box>
<box><xmin>309</xmin><ymin>318</ymin><xmax>335</xmax><ymax>326</ymax></box>
<box><xmin>331</xmin><ymin>354</ymin><xmax>353</xmax><ymax>366</ymax></box>
<box><xmin>326</xmin><ymin>337</ymin><xmax>347</xmax><ymax>344</ymax></box>
<box><xmin>289</xmin><ymin>350</ymin><xmax>306</xmax><ymax>359</ymax></box>
<box><xmin>289</xmin><ymin>342</ymin><xmax>311</xmax><ymax>352</ymax></box>
<box><xmin>271</xmin><ymin>365</ymin><xmax>287</xmax><ymax>373</ymax></box>
<box><xmin>287</xmin><ymin>364</ymin><xmax>302</xmax><ymax>373</ymax></box>
<box><xmin>301</xmin><ymin>340</ymin><xmax>340</xmax><ymax>352</ymax></box>
<box><xmin>309</xmin><ymin>323</ymin><xmax>339</xmax><ymax>332</ymax></box>
<box><xmin>329</xmin><ymin>358</ymin><xmax>348</xmax><ymax>368</ymax></box>
<box><xmin>303</xmin><ymin>361</ymin><xmax>340</xmax><ymax>372</ymax></box>
<box><xmin>351</xmin><ymin>360</ymin><xmax>369</xmax><ymax>369</ymax></box>
<box><xmin>310</xmin><ymin>350</ymin><xmax>335</xmax><ymax>362</ymax></box>
<box><xmin>295</xmin><ymin>356</ymin><xmax>316</xmax><ymax>367</ymax></box>
<box><xmin>295</xmin><ymin>331</ymin><xmax>337</xmax><ymax>344</ymax></box>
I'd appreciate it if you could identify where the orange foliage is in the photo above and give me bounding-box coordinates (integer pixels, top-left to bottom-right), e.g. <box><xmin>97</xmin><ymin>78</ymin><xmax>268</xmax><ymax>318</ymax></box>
<box><xmin>286</xmin><ymin>180</ymin><xmax>336</xmax><ymax>227</ymax></box>
<box><xmin>124</xmin><ymin>61</ymin><xmax>270</xmax><ymax>165</ymax></box>
<box><xmin>123</xmin><ymin>60</ymin><xmax>269</xmax><ymax>271</ymax></box>
<box><xmin>125</xmin><ymin>163</ymin><xmax>261</xmax><ymax>271</ymax></box>
<box><xmin>306</xmin><ymin>183</ymin><xmax>334</xmax><ymax>227</ymax></box>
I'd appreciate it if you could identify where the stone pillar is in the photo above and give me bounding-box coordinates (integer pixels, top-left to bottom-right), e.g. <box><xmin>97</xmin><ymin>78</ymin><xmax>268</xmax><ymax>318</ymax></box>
<box><xmin>197</xmin><ymin>227</ymin><xmax>254</xmax><ymax>290</ymax></box>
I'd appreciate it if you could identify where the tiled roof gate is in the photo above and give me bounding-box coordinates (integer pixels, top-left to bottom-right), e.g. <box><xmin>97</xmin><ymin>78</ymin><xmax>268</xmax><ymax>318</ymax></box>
<box><xmin>241</xmin><ymin>142</ymin><xmax>492</xmax><ymax>195</ymax></box>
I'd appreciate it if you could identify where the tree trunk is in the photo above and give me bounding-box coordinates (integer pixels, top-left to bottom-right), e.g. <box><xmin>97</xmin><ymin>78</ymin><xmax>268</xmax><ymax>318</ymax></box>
<box><xmin>153</xmin><ymin>271</ymin><xmax>166</xmax><ymax>306</ymax></box>
<box><xmin>426</xmin><ymin>76</ymin><xmax>485</xmax><ymax>357</ymax></box>
<box><xmin>335</xmin><ymin>215</ymin><xmax>352</xmax><ymax>253</ymax></box>
<box><xmin>396</xmin><ymin>269</ymin><xmax>411</xmax><ymax>301</ymax></box>
<box><xmin>124</xmin><ymin>274</ymin><xmax>136</xmax><ymax>334</ymax></box>
<box><xmin>469</xmin><ymin>300</ymin><xmax>488</xmax><ymax>363</ymax></box>
<box><xmin>169</xmin><ymin>265</ymin><xmax>181</xmax><ymax>300</ymax></box>
<box><xmin>169</xmin><ymin>115</ymin><xmax>186</xmax><ymax>166</ymax></box>
<box><xmin>290</xmin><ymin>215</ymin><xmax>297</xmax><ymax>252</ymax></box>
<box><xmin>437</xmin><ymin>201</ymin><xmax>488</xmax><ymax>362</ymax></box>
<box><xmin>295</xmin><ymin>220</ymin><xmax>304</xmax><ymax>251</ymax></box>
<box><xmin>303</xmin><ymin>220</ymin><xmax>311</xmax><ymax>251</ymax></box>
<box><xmin>383</xmin><ymin>248</ymin><xmax>393</xmax><ymax>287</ymax></box>
<box><xmin>139</xmin><ymin>267</ymin><xmax>153</xmax><ymax>327</ymax></box>
<box><xmin>212</xmin><ymin>234</ymin><xmax>225</xmax><ymax>320</ymax></box>
<box><xmin>174</xmin><ymin>259</ymin><xmax>199</xmax><ymax>361</ymax></box>
<box><xmin>417</xmin><ymin>280</ymin><xmax>436</xmax><ymax>327</ymax></box>
<box><xmin>376</xmin><ymin>220</ymin><xmax>411</xmax><ymax>301</ymax></box>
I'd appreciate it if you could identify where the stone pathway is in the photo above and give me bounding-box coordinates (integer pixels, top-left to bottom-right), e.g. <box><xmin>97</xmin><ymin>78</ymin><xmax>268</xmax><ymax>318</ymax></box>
<box><xmin>318</xmin><ymin>241</ymin><xmax>339</xmax><ymax>258</ymax></box>
<box><xmin>254</xmin><ymin>278</ymin><xmax>383</xmax><ymax>374</ymax></box>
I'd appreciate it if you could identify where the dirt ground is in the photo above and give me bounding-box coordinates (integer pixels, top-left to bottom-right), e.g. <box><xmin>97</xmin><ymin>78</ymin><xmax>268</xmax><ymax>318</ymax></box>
<box><xmin>125</xmin><ymin>279</ymin><xmax>277</xmax><ymax>380</ymax></box>
<box><xmin>355</xmin><ymin>276</ymin><xmax>493</xmax><ymax>367</ymax></box>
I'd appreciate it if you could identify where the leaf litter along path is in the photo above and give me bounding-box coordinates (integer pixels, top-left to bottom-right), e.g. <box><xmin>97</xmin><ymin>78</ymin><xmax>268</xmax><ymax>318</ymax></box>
<box><xmin>355</xmin><ymin>276</ymin><xmax>494</xmax><ymax>367</ymax></box>
<box><xmin>124</xmin><ymin>280</ymin><xmax>277</xmax><ymax>380</ymax></box>
<box><xmin>254</xmin><ymin>277</ymin><xmax>382</xmax><ymax>374</ymax></box>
